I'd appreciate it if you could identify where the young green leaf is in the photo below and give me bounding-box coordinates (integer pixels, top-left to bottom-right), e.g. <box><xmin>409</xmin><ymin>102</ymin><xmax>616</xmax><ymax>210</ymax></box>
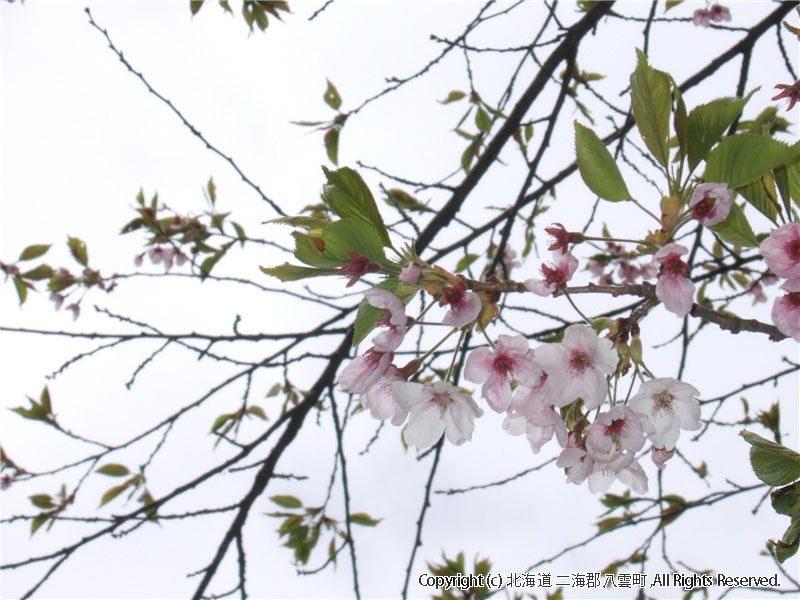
<box><xmin>687</xmin><ymin>90</ymin><xmax>756</xmax><ymax>172</ymax></box>
<box><xmin>349</xmin><ymin>512</ymin><xmax>381</xmax><ymax>526</ymax></box>
<box><xmin>630</xmin><ymin>49</ymin><xmax>672</xmax><ymax>168</ymax></box>
<box><xmin>323</xmin><ymin>79</ymin><xmax>342</xmax><ymax>111</ymax></box>
<box><xmin>439</xmin><ymin>90</ymin><xmax>466</xmax><ymax>104</ymax></box>
<box><xmin>67</xmin><ymin>236</ymin><xmax>88</xmax><ymax>266</ymax></box>
<box><xmin>259</xmin><ymin>263</ymin><xmax>335</xmax><ymax>282</ymax></box>
<box><xmin>96</xmin><ymin>464</ymin><xmax>131</xmax><ymax>477</ymax></box>
<box><xmin>271</xmin><ymin>495</ymin><xmax>303</xmax><ymax>509</ymax></box>
<box><xmin>321</xmin><ymin>166</ymin><xmax>391</xmax><ymax>247</ymax></box>
<box><xmin>741</xmin><ymin>430</ymin><xmax>800</xmax><ymax>486</ymax></box>
<box><xmin>574</xmin><ymin>122</ymin><xmax>630</xmax><ymax>202</ymax></box>
<box><xmin>475</xmin><ymin>106</ymin><xmax>491</xmax><ymax>134</ymax></box>
<box><xmin>703</xmin><ymin>135</ymin><xmax>800</xmax><ymax>190</ymax></box>
<box><xmin>18</xmin><ymin>244</ymin><xmax>51</xmax><ymax>262</ymax></box>
<box><xmin>29</xmin><ymin>494</ymin><xmax>55</xmax><ymax>510</ymax></box>
<box><xmin>324</xmin><ymin>127</ymin><xmax>340</xmax><ymax>165</ymax></box>
<box><xmin>709</xmin><ymin>203</ymin><xmax>758</xmax><ymax>247</ymax></box>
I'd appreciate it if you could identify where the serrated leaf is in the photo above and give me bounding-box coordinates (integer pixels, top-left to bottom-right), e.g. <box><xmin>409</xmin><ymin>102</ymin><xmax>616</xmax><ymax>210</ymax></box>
<box><xmin>324</xmin><ymin>127</ymin><xmax>339</xmax><ymax>165</ymax></box>
<box><xmin>39</xmin><ymin>387</ymin><xmax>51</xmax><ymax>415</ymax></box>
<box><xmin>741</xmin><ymin>430</ymin><xmax>800</xmax><ymax>486</ymax></box>
<box><xmin>630</xmin><ymin>49</ymin><xmax>672</xmax><ymax>168</ymax></box>
<box><xmin>475</xmin><ymin>106</ymin><xmax>491</xmax><ymax>134</ymax></box>
<box><xmin>736</xmin><ymin>173</ymin><xmax>780</xmax><ymax>223</ymax></box>
<box><xmin>349</xmin><ymin>512</ymin><xmax>380</xmax><ymax>526</ymax></box>
<box><xmin>574</xmin><ymin>122</ymin><xmax>630</xmax><ymax>201</ymax></box>
<box><xmin>259</xmin><ymin>263</ymin><xmax>334</xmax><ymax>282</ymax></box>
<box><xmin>709</xmin><ymin>203</ymin><xmax>758</xmax><ymax>247</ymax></box>
<box><xmin>67</xmin><ymin>236</ymin><xmax>88</xmax><ymax>266</ymax></box>
<box><xmin>687</xmin><ymin>91</ymin><xmax>756</xmax><ymax>172</ymax></box>
<box><xmin>321</xmin><ymin>166</ymin><xmax>391</xmax><ymax>247</ymax></box>
<box><xmin>207</xmin><ymin>176</ymin><xmax>216</xmax><ymax>205</ymax></box>
<box><xmin>29</xmin><ymin>494</ymin><xmax>55</xmax><ymax>509</ymax></box>
<box><xmin>96</xmin><ymin>464</ymin><xmax>130</xmax><ymax>477</ymax></box>
<box><xmin>439</xmin><ymin>90</ymin><xmax>466</xmax><ymax>104</ymax></box>
<box><xmin>10</xmin><ymin>397</ymin><xmax>49</xmax><ymax>423</ymax></box>
<box><xmin>324</xmin><ymin>80</ymin><xmax>342</xmax><ymax>111</ymax></box>
<box><xmin>199</xmin><ymin>242</ymin><xmax>232</xmax><ymax>280</ymax></box>
<box><xmin>771</xmin><ymin>482</ymin><xmax>800</xmax><ymax>516</ymax></box>
<box><xmin>321</xmin><ymin>219</ymin><xmax>386</xmax><ymax>266</ymax></box>
<box><xmin>18</xmin><ymin>244</ymin><xmax>51</xmax><ymax>262</ymax></box>
<box><xmin>703</xmin><ymin>136</ymin><xmax>800</xmax><ymax>191</ymax></box>
<box><xmin>673</xmin><ymin>83</ymin><xmax>688</xmax><ymax>165</ymax></box>
<box><xmin>271</xmin><ymin>495</ymin><xmax>303</xmax><ymax>509</ymax></box>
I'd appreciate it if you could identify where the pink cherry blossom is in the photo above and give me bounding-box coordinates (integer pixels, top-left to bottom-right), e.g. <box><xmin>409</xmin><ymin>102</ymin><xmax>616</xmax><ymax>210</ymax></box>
<box><xmin>392</xmin><ymin>381</ymin><xmax>483</xmax><ymax>449</ymax></box>
<box><xmin>748</xmin><ymin>281</ymin><xmax>767</xmax><ymax>305</ymax></box>
<box><xmin>338</xmin><ymin>348</ymin><xmax>392</xmax><ymax>395</ymax></box>
<box><xmin>588</xmin><ymin>453</ymin><xmax>648</xmax><ymax>495</ymax></box>
<box><xmin>524</xmin><ymin>250</ymin><xmax>578</xmax><ymax>297</ymax></box>
<box><xmin>689</xmin><ymin>183</ymin><xmax>733</xmax><ymax>226</ymax></box>
<box><xmin>651</xmin><ymin>446</ymin><xmax>675</xmax><ymax>471</ymax></box>
<box><xmin>585</xmin><ymin>406</ymin><xmax>645</xmax><ymax>463</ymax></box>
<box><xmin>692</xmin><ymin>9</ymin><xmax>711</xmax><ymax>27</ymax></box>
<box><xmin>399</xmin><ymin>261</ymin><xmax>422</xmax><ymax>284</ymax></box>
<box><xmin>709</xmin><ymin>4</ymin><xmax>731</xmax><ymax>22</ymax></box>
<box><xmin>361</xmin><ymin>365</ymin><xmax>408</xmax><ymax>423</ymax></box>
<box><xmin>364</xmin><ymin>288</ymin><xmax>408</xmax><ymax>351</ymax></box>
<box><xmin>759</xmin><ymin>223</ymin><xmax>800</xmax><ymax>280</ymax></box>
<box><xmin>336</xmin><ymin>250</ymin><xmax>380</xmax><ymax>287</ymax></box>
<box><xmin>534</xmin><ymin>324</ymin><xmax>617</xmax><ymax>410</ymax></box>
<box><xmin>67</xmin><ymin>303</ymin><xmax>80</xmax><ymax>321</ymax></box>
<box><xmin>465</xmin><ymin>334</ymin><xmax>542</xmax><ymax>412</ymax></box>
<box><xmin>655</xmin><ymin>243</ymin><xmax>695</xmax><ymax>318</ymax></box>
<box><xmin>49</xmin><ymin>293</ymin><xmax>65</xmax><ymax>311</ymax></box>
<box><xmin>0</xmin><ymin>473</ymin><xmax>12</xmax><ymax>490</ymax></box>
<box><xmin>504</xmin><ymin>377</ymin><xmax>568</xmax><ymax>453</ymax></box>
<box><xmin>439</xmin><ymin>280</ymin><xmax>482</xmax><ymax>327</ymax></box>
<box><xmin>628</xmin><ymin>377</ymin><xmax>701</xmax><ymax>451</ymax></box>
<box><xmin>557</xmin><ymin>443</ymin><xmax>594</xmax><ymax>486</ymax></box>
<box><xmin>771</xmin><ymin>279</ymin><xmax>800</xmax><ymax>341</ymax></box>
<box><xmin>773</xmin><ymin>80</ymin><xmax>800</xmax><ymax>112</ymax></box>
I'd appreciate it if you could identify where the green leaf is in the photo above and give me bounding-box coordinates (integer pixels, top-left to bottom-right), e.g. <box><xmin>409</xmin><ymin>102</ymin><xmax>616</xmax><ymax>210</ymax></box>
<box><xmin>67</xmin><ymin>236</ymin><xmax>88</xmax><ymax>266</ymax></box>
<box><xmin>190</xmin><ymin>0</ymin><xmax>204</xmax><ymax>15</ymax></box>
<box><xmin>30</xmin><ymin>514</ymin><xmax>49</xmax><ymax>536</ymax></box>
<box><xmin>219</xmin><ymin>0</ymin><xmax>232</xmax><ymax>14</ymax></box>
<box><xmin>383</xmin><ymin>189</ymin><xmax>431</xmax><ymax>212</ymax></box>
<box><xmin>630</xmin><ymin>49</ymin><xmax>672</xmax><ymax>168</ymax></box>
<box><xmin>210</xmin><ymin>413</ymin><xmax>233</xmax><ymax>433</ymax></box>
<box><xmin>96</xmin><ymin>464</ymin><xmax>131</xmax><ymax>477</ymax></box>
<box><xmin>687</xmin><ymin>91</ymin><xmax>756</xmax><ymax>172</ymax></box>
<box><xmin>271</xmin><ymin>495</ymin><xmax>303</xmax><ymax>509</ymax></box>
<box><xmin>324</xmin><ymin>127</ymin><xmax>339</xmax><ymax>165</ymax></box>
<box><xmin>207</xmin><ymin>176</ymin><xmax>216</xmax><ymax>206</ymax></box>
<box><xmin>321</xmin><ymin>166</ymin><xmax>391</xmax><ymax>247</ymax></box>
<box><xmin>349</xmin><ymin>512</ymin><xmax>380</xmax><ymax>526</ymax></box>
<box><xmin>40</xmin><ymin>387</ymin><xmax>51</xmax><ymax>415</ymax></box>
<box><xmin>703</xmin><ymin>136</ymin><xmax>800</xmax><ymax>190</ymax></box>
<box><xmin>596</xmin><ymin>516</ymin><xmax>624</xmax><ymax>533</ymax></box>
<box><xmin>475</xmin><ymin>106</ymin><xmax>491</xmax><ymax>134</ymax></box>
<box><xmin>323</xmin><ymin>80</ymin><xmax>342</xmax><ymax>111</ymax></box>
<box><xmin>13</xmin><ymin>276</ymin><xmax>28</xmax><ymax>305</ymax></box>
<box><xmin>665</xmin><ymin>0</ymin><xmax>683</xmax><ymax>11</ymax></box>
<box><xmin>455</xmin><ymin>253</ymin><xmax>480</xmax><ymax>273</ymax></box>
<box><xmin>709</xmin><ymin>203</ymin><xmax>758</xmax><ymax>247</ymax></box>
<box><xmin>672</xmin><ymin>83</ymin><xmax>688</xmax><ymax>165</ymax></box>
<box><xmin>736</xmin><ymin>173</ymin><xmax>780</xmax><ymax>223</ymax></box>
<box><xmin>740</xmin><ymin>430</ymin><xmax>800</xmax><ymax>486</ymax></box>
<box><xmin>29</xmin><ymin>494</ymin><xmax>55</xmax><ymax>509</ymax></box>
<box><xmin>259</xmin><ymin>263</ymin><xmax>334</xmax><ymax>282</ymax></box>
<box><xmin>99</xmin><ymin>483</ymin><xmax>130</xmax><ymax>507</ymax></box>
<box><xmin>524</xmin><ymin>123</ymin><xmax>533</xmax><ymax>142</ymax></box>
<box><xmin>321</xmin><ymin>219</ymin><xmax>386</xmax><ymax>265</ymax></box>
<box><xmin>21</xmin><ymin>264</ymin><xmax>54</xmax><ymax>281</ymax></box>
<box><xmin>18</xmin><ymin>244</ymin><xmax>51</xmax><ymax>262</ymax></box>
<box><xmin>247</xmin><ymin>405</ymin><xmax>267</xmax><ymax>420</ymax></box>
<box><xmin>774</xmin><ymin>164</ymin><xmax>792</xmax><ymax>218</ymax></box>
<box><xmin>771</xmin><ymin>482</ymin><xmax>800</xmax><ymax>516</ymax></box>
<box><xmin>773</xmin><ymin>517</ymin><xmax>800</xmax><ymax>563</ymax></box>
<box><xmin>199</xmin><ymin>242</ymin><xmax>232</xmax><ymax>280</ymax></box>
<box><xmin>461</xmin><ymin>138</ymin><xmax>479</xmax><ymax>173</ymax></box>
<box><xmin>292</xmin><ymin>231</ymin><xmax>340</xmax><ymax>269</ymax></box>
<box><xmin>10</xmin><ymin>397</ymin><xmax>49</xmax><ymax>423</ymax></box>
<box><xmin>231</xmin><ymin>221</ymin><xmax>246</xmax><ymax>247</ymax></box>
<box><xmin>439</xmin><ymin>90</ymin><xmax>466</xmax><ymax>104</ymax></box>
<box><xmin>787</xmin><ymin>158</ymin><xmax>800</xmax><ymax>208</ymax></box>
<box><xmin>252</xmin><ymin>5</ymin><xmax>269</xmax><ymax>30</ymax></box>
<box><xmin>574</xmin><ymin>122</ymin><xmax>630</xmax><ymax>201</ymax></box>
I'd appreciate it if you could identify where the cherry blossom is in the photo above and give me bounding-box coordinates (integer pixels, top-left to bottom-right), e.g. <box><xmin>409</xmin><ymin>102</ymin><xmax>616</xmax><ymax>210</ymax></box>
<box><xmin>148</xmin><ymin>246</ymin><xmax>188</xmax><ymax>271</ymax></box>
<box><xmin>655</xmin><ymin>243</ymin><xmax>695</xmax><ymax>318</ymax></box>
<box><xmin>544</xmin><ymin>223</ymin><xmax>584</xmax><ymax>252</ymax></box>
<box><xmin>772</xmin><ymin>80</ymin><xmax>800</xmax><ymax>112</ymax></box>
<box><xmin>49</xmin><ymin>293</ymin><xmax>65</xmax><ymax>311</ymax></box>
<box><xmin>392</xmin><ymin>381</ymin><xmax>483</xmax><ymax>449</ymax></box>
<box><xmin>338</xmin><ymin>347</ymin><xmax>392</xmax><ymax>395</ymax></box>
<box><xmin>439</xmin><ymin>280</ymin><xmax>482</xmax><ymax>327</ymax></box>
<box><xmin>588</xmin><ymin>453</ymin><xmax>648</xmax><ymax>495</ymax></box>
<box><xmin>651</xmin><ymin>446</ymin><xmax>675</xmax><ymax>471</ymax></box>
<box><xmin>464</xmin><ymin>334</ymin><xmax>542</xmax><ymax>412</ymax></box>
<box><xmin>628</xmin><ymin>377</ymin><xmax>701</xmax><ymax>450</ymax></box>
<box><xmin>557</xmin><ymin>440</ymin><xmax>594</xmax><ymax>486</ymax></box>
<box><xmin>585</xmin><ymin>405</ymin><xmax>645</xmax><ymax>463</ymax></box>
<box><xmin>399</xmin><ymin>261</ymin><xmax>422</xmax><ymax>284</ymax></box>
<box><xmin>524</xmin><ymin>250</ymin><xmax>578</xmax><ymax>297</ymax></box>
<box><xmin>364</xmin><ymin>288</ymin><xmax>408</xmax><ymax>351</ymax></box>
<box><xmin>759</xmin><ymin>223</ymin><xmax>800</xmax><ymax>280</ymax></box>
<box><xmin>709</xmin><ymin>4</ymin><xmax>731</xmax><ymax>22</ymax></box>
<box><xmin>689</xmin><ymin>183</ymin><xmax>732</xmax><ymax>227</ymax></box>
<box><xmin>0</xmin><ymin>473</ymin><xmax>12</xmax><ymax>490</ymax></box>
<box><xmin>361</xmin><ymin>365</ymin><xmax>408</xmax><ymax>424</ymax></box>
<box><xmin>771</xmin><ymin>279</ymin><xmax>800</xmax><ymax>341</ymax></box>
<box><xmin>504</xmin><ymin>377</ymin><xmax>568</xmax><ymax>453</ymax></box>
<box><xmin>692</xmin><ymin>8</ymin><xmax>711</xmax><ymax>27</ymax></box>
<box><xmin>534</xmin><ymin>324</ymin><xmax>617</xmax><ymax>410</ymax></box>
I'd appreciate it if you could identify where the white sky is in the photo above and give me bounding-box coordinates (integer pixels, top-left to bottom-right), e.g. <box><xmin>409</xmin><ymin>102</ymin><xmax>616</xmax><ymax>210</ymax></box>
<box><xmin>1</xmin><ymin>1</ymin><xmax>799</xmax><ymax>599</ymax></box>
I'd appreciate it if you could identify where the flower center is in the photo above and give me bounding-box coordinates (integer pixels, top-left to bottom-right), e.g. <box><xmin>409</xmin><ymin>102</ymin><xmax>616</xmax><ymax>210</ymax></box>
<box><xmin>493</xmin><ymin>354</ymin><xmax>514</xmax><ymax>376</ymax></box>
<box><xmin>789</xmin><ymin>239</ymin><xmax>800</xmax><ymax>260</ymax></box>
<box><xmin>654</xmin><ymin>391</ymin><xmax>674</xmax><ymax>412</ymax></box>
<box><xmin>569</xmin><ymin>351</ymin><xmax>591</xmax><ymax>373</ymax></box>
<box><xmin>692</xmin><ymin>195</ymin><xmax>716</xmax><ymax>221</ymax></box>
<box><xmin>785</xmin><ymin>292</ymin><xmax>800</xmax><ymax>309</ymax></box>
<box><xmin>662</xmin><ymin>255</ymin><xmax>689</xmax><ymax>277</ymax></box>
<box><xmin>432</xmin><ymin>392</ymin><xmax>451</xmax><ymax>412</ymax></box>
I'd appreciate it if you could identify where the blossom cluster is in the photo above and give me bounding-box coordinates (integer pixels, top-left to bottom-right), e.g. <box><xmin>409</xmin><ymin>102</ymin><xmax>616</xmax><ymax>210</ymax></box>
<box><xmin>759</xmin><ymin>223</ymin><xmax>800</xmax><ymax>341</ymax></box>
<box><xmin>692</xmin><ymin>4</ymin><xmax>730</xmax><ymax>28</ymax></box>
<box><xmin>337</xmin><ymin>269</ymin><xmax>702</xmax><ymax>495</ymax></box>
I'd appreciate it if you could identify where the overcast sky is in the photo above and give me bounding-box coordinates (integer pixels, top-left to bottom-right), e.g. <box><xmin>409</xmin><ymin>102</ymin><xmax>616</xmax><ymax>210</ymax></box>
<box><xmin>1</xmin><ymin>1</ymin><xmax>799</xmax><ymax>599</ymax></box>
